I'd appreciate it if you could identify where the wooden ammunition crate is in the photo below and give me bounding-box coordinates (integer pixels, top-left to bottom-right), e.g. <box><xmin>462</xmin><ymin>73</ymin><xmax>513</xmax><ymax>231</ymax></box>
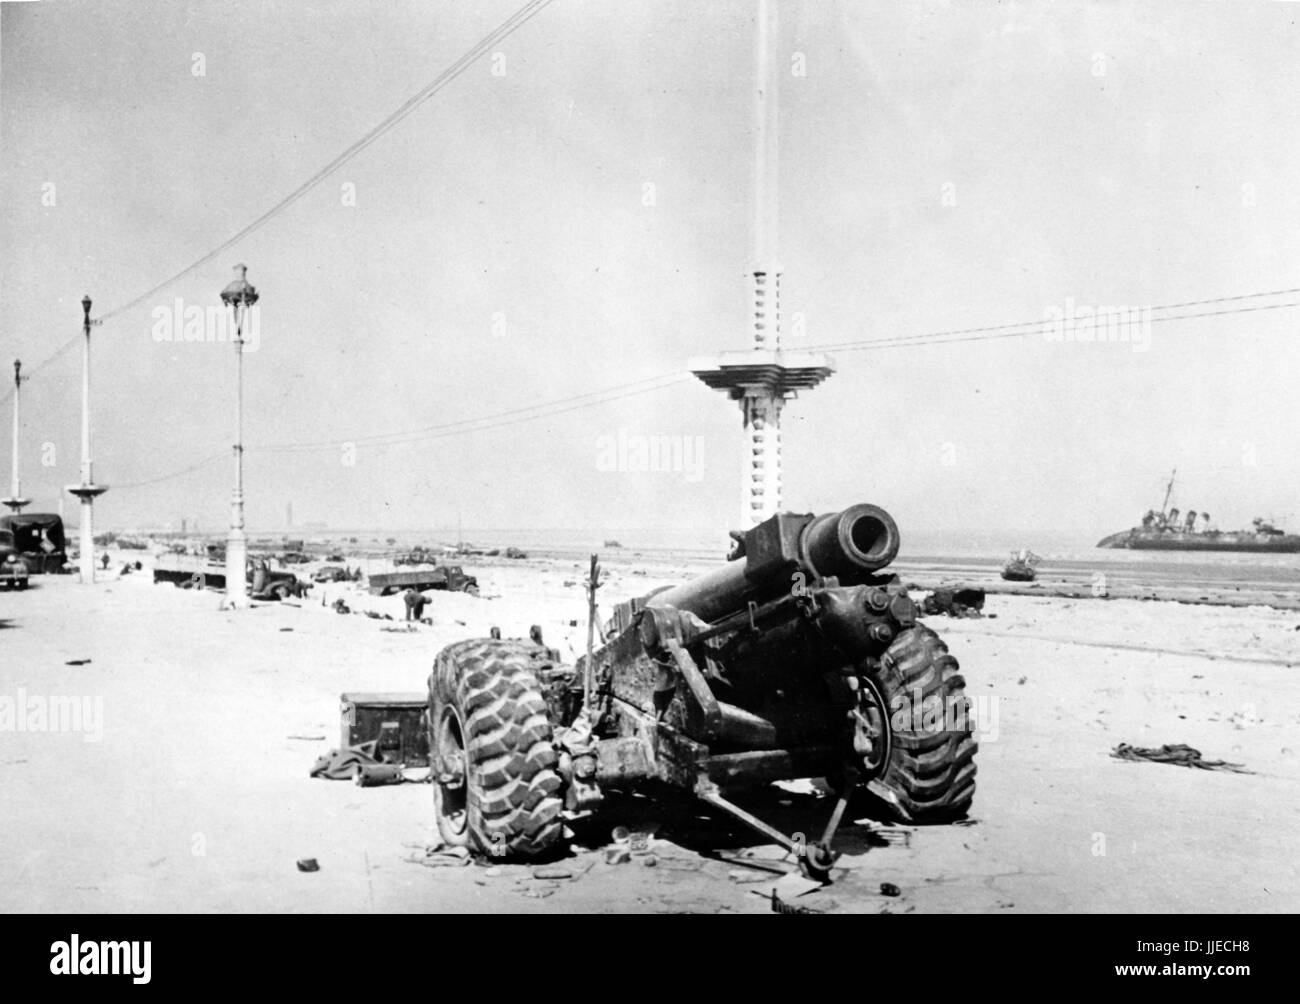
<box><xmin>339</xmin><ymin>692</ymin><xmax>430</xmax><ymax>767</ymax></box>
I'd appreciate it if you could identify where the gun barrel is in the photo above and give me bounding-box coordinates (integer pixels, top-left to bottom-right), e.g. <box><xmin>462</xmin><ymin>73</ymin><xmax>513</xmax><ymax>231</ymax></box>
<box><xmin>647</xmin><ymin>503</ymin><xmax>900</xmax><ymax>623</ymax></box>
<box><xmin>646</xmin><ymin>561</ymin><xmax>751</xmax><ymax>624</ymax></box>
<box><xmin>800</xmin><ymin>504</ymin><xmax>897</xmax><ymax>579</ymax></box>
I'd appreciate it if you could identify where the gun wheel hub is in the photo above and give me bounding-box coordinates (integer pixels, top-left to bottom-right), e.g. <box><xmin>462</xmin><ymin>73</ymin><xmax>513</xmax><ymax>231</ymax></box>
<box><xmin>432</xmin><ymin>705</ymin><xmax>469</xmax><ymax>838</ymax></box>
<box><xmin>853</xmin><ymin>675</ymin><xmax>892</xmax><ymax>778</ymax></box>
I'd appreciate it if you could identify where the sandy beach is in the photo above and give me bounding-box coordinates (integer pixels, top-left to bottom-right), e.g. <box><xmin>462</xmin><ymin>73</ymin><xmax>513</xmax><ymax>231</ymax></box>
<box><xmin>2</xmin><ymin>551</ymin><xmax>1296</xmax><ymax>914</ymax></box>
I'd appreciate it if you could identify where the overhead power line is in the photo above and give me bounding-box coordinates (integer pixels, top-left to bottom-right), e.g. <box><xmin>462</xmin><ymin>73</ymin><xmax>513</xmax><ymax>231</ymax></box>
<box><xmin>98</xmin><ymin>0</ymin><xmax>556</xmax><ymax>328</ymax></box>
<box><xmin>112</xmin><ymin>290</ymin><xmax>1299</xmax><ymax>483</ymax></box>
<box><xmin>2</xmin><ymin>0</ymin><xmax>557</xmax><ymax>407</ymax></box>
<box><xmin>28</xmin><ymin>284</ymin><xmax>1300</xmax><ymax>494</ymax></box>
<box><xmin>252</xmin><ymin>372</ymin><xmax>693</xmax><ymax>454</ymax></box>
<box><xmin>806</xmin><ymin>288</ymin><xmax>1300</xmax><ymax>354</ymax></box>
<box><xmin>113</xmin><ymin>450</ymin><xmax>229</xmax><ymax>490</ymax></box>
<box><xmin>111</xmin><ymin>374</ymin><xmax>693</xmax><ymax>489</ymax></box>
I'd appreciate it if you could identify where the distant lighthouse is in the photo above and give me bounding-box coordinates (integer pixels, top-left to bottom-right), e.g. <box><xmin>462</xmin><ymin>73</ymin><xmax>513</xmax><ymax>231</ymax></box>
<box><xmin>688</xmin><ymin>0</ymin><xmax>834</xmax><ymax>526</ymax></box>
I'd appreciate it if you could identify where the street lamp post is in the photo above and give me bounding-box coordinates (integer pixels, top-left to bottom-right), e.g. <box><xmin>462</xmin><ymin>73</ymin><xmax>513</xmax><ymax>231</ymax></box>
<box><xmin>3</xmin><ymin>360</ymin><xmax>31</xmax><ymax>513</ymax></box>
<box><xmin>67</xmin><ymin>296</ymin><xmax>107</xmax><ymax>583</ymax></box>
<box><xmin>220</xmin><ymin>265</ymin><xmax>258</xmax><ymax>608</ymax></box>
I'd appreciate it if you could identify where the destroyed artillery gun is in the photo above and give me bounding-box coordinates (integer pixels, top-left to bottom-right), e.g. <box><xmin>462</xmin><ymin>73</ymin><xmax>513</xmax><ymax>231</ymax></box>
<box><xmin>426</xmin><ymin>503</ymin><xmax>977</xmax><ymax>879</ymax></box>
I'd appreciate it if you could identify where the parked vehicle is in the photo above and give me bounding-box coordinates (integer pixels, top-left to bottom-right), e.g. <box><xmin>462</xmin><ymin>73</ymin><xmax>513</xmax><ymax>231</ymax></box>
<box><xmin>312</xmin><ymin>565</ymin><xmax>350</xmax><ymax>583</ymax></box>
<box><xmin>0</xmin><ymin>512</ymin><xmax>67</xmax><ymax>573</ymax></box>
<box><xmin>368</xmin><ymin>565</ymin><xmax>478</xmax><ymax>597</ymax></box>
<box><xmin>1</xmin><ymin>529</ymin><xmax>30</xmax><ymax>589</ymax></box>
<box><xmin>153</xmin><ymin>555</ymin><xmax>309</xmax><ymax>600</ymax></box>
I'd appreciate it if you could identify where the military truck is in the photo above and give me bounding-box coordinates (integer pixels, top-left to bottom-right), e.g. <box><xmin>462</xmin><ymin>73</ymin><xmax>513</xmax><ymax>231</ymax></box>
<box><xmin>1</xmin><ymin>529</ymin><xmax>31</xmax><ymax>589</ymax></box>
<box><xmin>368</xmin><ymin>566</ymin><xmax>478</xmax><ymax>597</ymax></box>
<box><xmin>0</xmin><ymin>512</ymin><xmax>67</xmax><ymax>574</ymax></box>
<box><xmin>153</xmin><ymin>555</ymin><xmax>309</xmax><ymax>600</ymax></box>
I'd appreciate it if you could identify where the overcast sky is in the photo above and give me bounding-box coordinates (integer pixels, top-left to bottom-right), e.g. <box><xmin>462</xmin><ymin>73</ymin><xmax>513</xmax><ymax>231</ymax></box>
<box><xmin>2</xmin><ymin>0</ymin><xmax>1298</xmax><ymax>545</ymax></box>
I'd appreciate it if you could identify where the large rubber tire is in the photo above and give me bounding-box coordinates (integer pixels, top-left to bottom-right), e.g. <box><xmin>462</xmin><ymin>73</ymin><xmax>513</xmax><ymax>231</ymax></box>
<box><xmin>862</xmin><ymin>625</ymin><xmax>977</xmax><ymax>823</ymax></box>
<box><xmin>428</xmin><ymin>639</ymin><xmax>565</xmax><ymax>859</ymax></box>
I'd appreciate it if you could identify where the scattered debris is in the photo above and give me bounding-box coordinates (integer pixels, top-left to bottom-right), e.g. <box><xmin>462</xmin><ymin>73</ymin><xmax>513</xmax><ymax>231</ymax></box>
<box><xmin>729</xmin><ymin>869</ymin><xmax>775</xmax><ymax>884</ymax></box>
<box><xmin>919</xmin><ymin>587</ymin><xmax>986</xmax><ymax>618</ymax></box>
<box><xmin>720</xmin><ymin>855</ymin><xmax>789</xmax><ymax>877</ymax></box>
<box><xmin>394</xmin><ymin>546</ymin><xmax>439</xmax><ymax>567</ymax></box>
<box><xmin>749</xmin><ymin>871</ymin><xmax>827</xmax><ymax>902</ymax></box>
<box><xmin>310</xmin><ymin>745</ymin><xmax>377</xmax><ymax>780</ymax></box>
<box><xmin>353</xmin><ymin>763</ymin><xmax>405</xmax><ymax>787</ymax></box>
<box><xmin>859</xmin><ymin>824</ymin><xmax>912</xmax><ymax>847</ymax></box>
<box><xmin>741</xmin><ymin>843</ymin><xmax>792</xmax><ymax>862</ymax></box>
<box><xmin>516</xmin><ymin>881</ymin><xmax>560</xmax><ymax>898</ymax></box>
<box><xmin>287</xmin><ymin>734</ymin><xmax>325</xmax><ymax>741</ymax></box>
<box><xmin>1111</xmin><ymin>742</ymin><xmax>1253</xmax><ymax>774</ymax></box>
<box><xmin>296</xmin><ymin>858</ymin><xmax>320</xmax><ymax>873</ymax></box>
<box><xmin>65</xmin><ymin>659</ymin><xmax>92</xmax><ymax>666</ymax></box>
<box><xmin>531</xmin><ymin>866</ymin><xmax>574</xmax><ymax>881</ymax></box>
<box><xmin>880</xmin><ymin>882</ymin><xmax>901</xmax><ymax>897</ymax></box>
<box><xmin>758</xmin><ymin>889</ymin><xmax>826</xmax><ymax>914</ymax></box>
<box><xmin>406</xmin><ymin>845</ymin><xmax>472</xmax><ymax>868</ymax></box>
<box><xmin>605</xmin><ymin>847</ymin><xmax>632</xmax><ymax>865</ymax></box>
<box><xmin>650</xmin><ymin>855</ymin><xmax>704</xmax><ymax>873</ymax></box>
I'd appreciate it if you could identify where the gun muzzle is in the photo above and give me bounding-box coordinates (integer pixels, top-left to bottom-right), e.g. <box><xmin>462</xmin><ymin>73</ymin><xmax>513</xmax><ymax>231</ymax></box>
<box><xmin>801</xmin><ymin>503</ymin><xmax>899</xmax><ymax>579</ymax></box>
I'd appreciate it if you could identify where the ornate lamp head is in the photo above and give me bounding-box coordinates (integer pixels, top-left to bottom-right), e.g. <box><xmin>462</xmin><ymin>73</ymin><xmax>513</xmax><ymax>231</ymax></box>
<box><xmin>220</xmin><ymin>264</ymin><xmax>259</xmax><ymax>308</ymax></box>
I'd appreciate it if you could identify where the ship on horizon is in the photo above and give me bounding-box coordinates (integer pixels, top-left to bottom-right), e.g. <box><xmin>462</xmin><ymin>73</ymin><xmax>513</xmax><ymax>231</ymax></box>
<box><xmin>1097</xmin><ymin>470</ymin><xmax>1300</xmax><ymax>553</ymax></box>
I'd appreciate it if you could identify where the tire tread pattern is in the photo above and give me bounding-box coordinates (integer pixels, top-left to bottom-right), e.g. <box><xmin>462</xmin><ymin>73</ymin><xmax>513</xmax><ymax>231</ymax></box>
<box><xmin>430</xmin><ymin>639</ymin><xmax>564</xmax><ymax>858</ymax></box>
<box><xmin>869</xmin><ymin>624</ymin><xmax>978</xmax><ymax>823</ymax></box>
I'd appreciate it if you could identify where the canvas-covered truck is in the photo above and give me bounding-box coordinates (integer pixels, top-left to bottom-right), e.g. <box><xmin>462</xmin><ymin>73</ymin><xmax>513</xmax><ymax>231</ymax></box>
<box><xmin>1</xmin><ymin>529</ymin><xmax>31</xmax><ymax>589</ymax></box>
<box><xmin>426</xmin><ymin>502</ymin><xmax>977</xmax><ymax>879</ymax></box>
<box><xmin>0</xmin><ymin>512</ymin><xmax>67</xmax><ymax>574</ymax></box>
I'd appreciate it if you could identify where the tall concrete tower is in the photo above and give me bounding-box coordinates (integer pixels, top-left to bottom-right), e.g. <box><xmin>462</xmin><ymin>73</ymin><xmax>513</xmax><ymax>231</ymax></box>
<box><xmin>688</xmin><ymin>0</ymin><xmax>834</xmax><ymax>527</ymax></box>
